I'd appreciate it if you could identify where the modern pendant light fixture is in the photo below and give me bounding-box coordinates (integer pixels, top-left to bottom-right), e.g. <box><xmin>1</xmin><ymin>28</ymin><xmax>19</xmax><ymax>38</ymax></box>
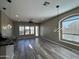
<box><xmin>56</xmin><ymin>5</ymin><xmax>60</xmax><ymax>21</ymax></box>
<box><xmin>54</xmin><ymin>5</ymin><xmax>60</xmax><ymax>32</ymax></box>
<box><xmin>28</xmin><ymin>18</ymin><xmax>35</xmax><ymax>25</ymax></box>
<box><xmin>28</xmin><ymin>20</ymin><xmax>33</xmax><ymax>23</ymax></box>
<box><xmin>28</xmin><ymin>19</ymin><xmax>34</xmax><ymax>23</ymax></box>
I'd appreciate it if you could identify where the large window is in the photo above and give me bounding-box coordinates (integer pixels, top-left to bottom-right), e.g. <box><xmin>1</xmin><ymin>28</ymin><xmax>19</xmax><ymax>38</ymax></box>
<box><xmin>30</xmin><ymin>26</ymin><xmax>34</xmax><ymax>34</ymax></box>
<box><xmin>25</xmin><ymin>26</ymin><xmax>30</xmax><ymax>35</ymax></box>
<box><xmin>19</xmin><ymin>26</ymin><xmax>39</xmax><ymax>36</ymax></box>
<box><xmin>19</xmin><ymin>26</ymin><xmax>24</xmax><ymax>35</ymax></box>
<box><xmin>59</xmin><ymin>15</ymin><xmax>79</xmax><ymax>46</ymax></box>
<box><xmin>35</xmin><ymin>26</ymin><xmax>39</xmax><ymax>36</ymax></box>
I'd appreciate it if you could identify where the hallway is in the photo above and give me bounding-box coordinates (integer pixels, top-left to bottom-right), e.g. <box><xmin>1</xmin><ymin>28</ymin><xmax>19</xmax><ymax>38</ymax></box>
<box><xmin>13</xmin><ymin>38</ymin><xmax>79</xmax><ymax>59</ymax></box>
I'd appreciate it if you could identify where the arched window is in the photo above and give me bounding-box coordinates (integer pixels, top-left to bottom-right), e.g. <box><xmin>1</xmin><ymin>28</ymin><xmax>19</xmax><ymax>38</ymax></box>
<box><xmin>59</xmin><ymin>14</ymin><xmax>79</xmax><ymax>46</ymax></box>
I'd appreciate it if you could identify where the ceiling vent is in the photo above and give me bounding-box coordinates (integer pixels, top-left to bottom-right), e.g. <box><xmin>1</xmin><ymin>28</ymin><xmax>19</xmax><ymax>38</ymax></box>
<box><xmin>43</xmin><ymin>1</ymin><xmax>50</xmax><ymax>6</ymax></box>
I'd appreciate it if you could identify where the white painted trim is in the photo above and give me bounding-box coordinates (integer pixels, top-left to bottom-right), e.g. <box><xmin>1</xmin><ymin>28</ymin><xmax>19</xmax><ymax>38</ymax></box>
<box><xmin>59</xmin><ymin>13</ymin><xmax>79</xmax><ymax>22</ymax></box>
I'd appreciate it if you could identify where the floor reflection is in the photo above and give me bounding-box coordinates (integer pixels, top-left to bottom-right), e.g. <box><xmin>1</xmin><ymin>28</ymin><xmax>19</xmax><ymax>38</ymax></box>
<box><xmin>14</xmin><ymin>38</ymin><xmax>41</xmax><ymax>59</ymax></box>
<box><xmin>13</xmin><ymin>38</ymin><xmax>79</xmax><ymax>59</ymax></box>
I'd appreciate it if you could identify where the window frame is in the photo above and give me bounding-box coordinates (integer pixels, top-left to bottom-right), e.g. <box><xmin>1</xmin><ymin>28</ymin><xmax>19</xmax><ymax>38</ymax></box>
<box><xmin>59</xmin><ymin>13</ymin><xmax>79</xmax><ymax>46</ymax></box>
<box><xmin>19</xmin><ymin>25</ymin><xmax>39</xmax><ymax>36</ymax></box>
<box><xmin>19</xmin><ymin>26</ymin><xmax>25</xmax><ymax>35</ymax></box>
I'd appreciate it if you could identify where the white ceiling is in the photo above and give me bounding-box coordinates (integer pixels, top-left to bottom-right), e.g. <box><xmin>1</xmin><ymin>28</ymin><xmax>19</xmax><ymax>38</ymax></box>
<box><xmin>0</xmin><ymin>0</ymin><xmax>79</xmax><ymax>23</ymax></box>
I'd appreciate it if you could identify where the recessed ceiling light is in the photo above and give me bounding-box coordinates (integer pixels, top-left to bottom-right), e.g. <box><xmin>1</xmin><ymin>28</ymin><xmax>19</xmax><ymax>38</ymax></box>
<box><xmin>3</xmin><ymin>7</ymin><xmax>6</xmax><ymax>10</ymax></box>
<box><xmin>56</xmin><ymin>5</ymin><xmax>59</xmax><ymax>8</ymax></box>
<box><xmin>16</xmin><ymin>15</ymin><xmax>19</xmax><ymax>17</ymax></box>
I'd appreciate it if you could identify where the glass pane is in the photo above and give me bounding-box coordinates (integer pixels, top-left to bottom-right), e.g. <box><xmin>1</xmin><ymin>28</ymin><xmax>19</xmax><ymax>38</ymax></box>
<box><xmin>62</xmin><ymin>16</ymin><xmax>79</xmax><ymax>42</ymax></box>
<box><xmin>25</xmin><ymin>26</ymin><xmax>29</xmax><ymax>35</ymax></box>
<box><xmin>30</xmin><ymin>26</ymin><xmax>34</xmax><ymax>34</ymax></box>
<box><xmin>35</xmin><ymin>26</ymin><xmax>39</xmax><ymax>36</ymax></box>
<box><xmin>19</xmin><ymin>26</ymin><xmax>24</xmax><ymax>35</ymax></box>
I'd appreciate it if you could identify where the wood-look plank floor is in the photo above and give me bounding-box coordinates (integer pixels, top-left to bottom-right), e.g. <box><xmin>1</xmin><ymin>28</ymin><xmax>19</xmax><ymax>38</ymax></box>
<box><xmin>13</xmin><ymin>38</ymin><xmax>79</xmax><ymax>59</ymax></box>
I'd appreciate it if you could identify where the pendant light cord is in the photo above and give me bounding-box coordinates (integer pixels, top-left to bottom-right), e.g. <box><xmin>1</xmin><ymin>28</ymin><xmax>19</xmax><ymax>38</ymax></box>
<box><xmin>54</xmin><ymin>5</ymin><xmax>60</xmax><ymax>32</ymax></box>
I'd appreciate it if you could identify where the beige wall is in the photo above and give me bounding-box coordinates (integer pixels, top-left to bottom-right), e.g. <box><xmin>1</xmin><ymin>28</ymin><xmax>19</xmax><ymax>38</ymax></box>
<box><xmin>40</xmin><ymin>7</ymin><xmax>79</xmax><ymax>50</ymax></box>
<box><xmin>1</xmin><ymin>11</ymin><xmax>13</xmax><ymax>38</ymax></box>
